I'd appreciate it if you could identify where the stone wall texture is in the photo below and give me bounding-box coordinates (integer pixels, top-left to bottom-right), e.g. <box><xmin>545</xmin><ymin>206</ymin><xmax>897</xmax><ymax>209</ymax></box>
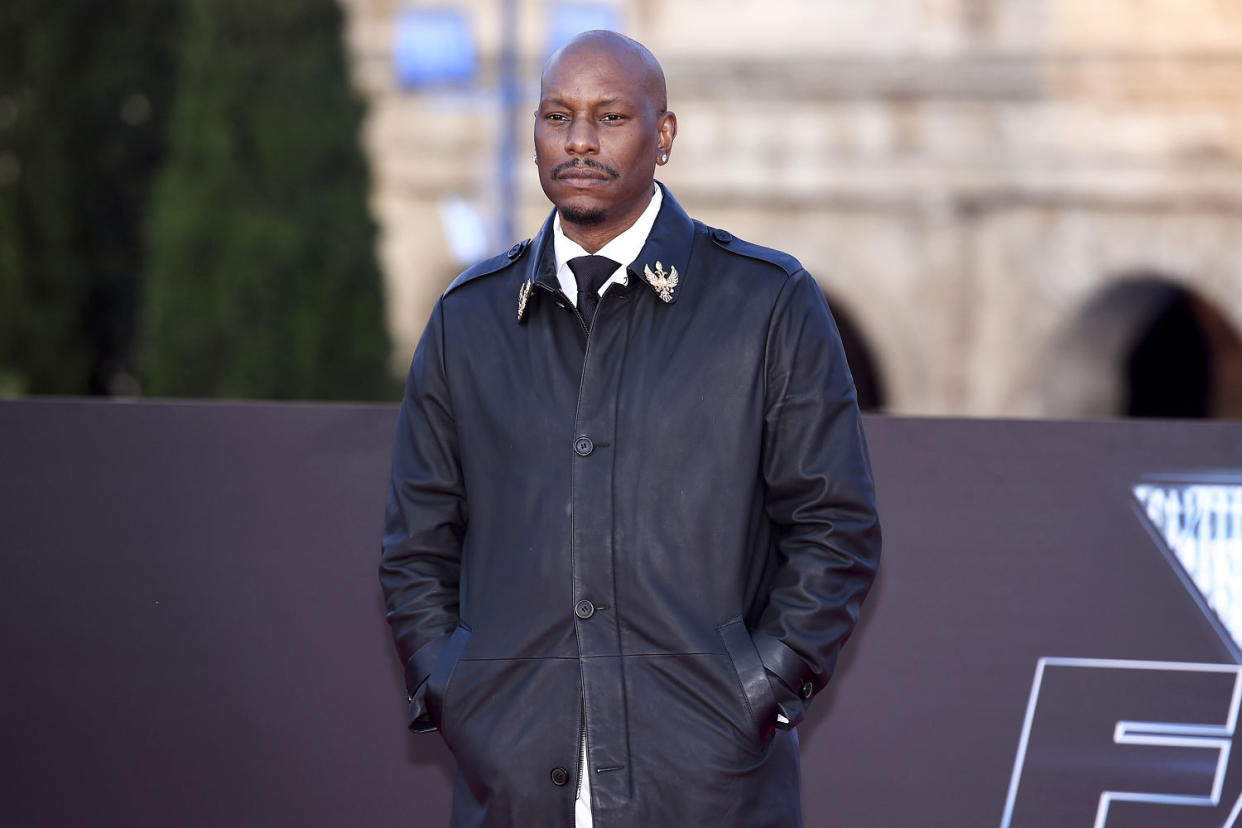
<box><xmin>339</xmin><ymin>0</ymin><xmax>1242</xmax><ymax>417</ymax></box>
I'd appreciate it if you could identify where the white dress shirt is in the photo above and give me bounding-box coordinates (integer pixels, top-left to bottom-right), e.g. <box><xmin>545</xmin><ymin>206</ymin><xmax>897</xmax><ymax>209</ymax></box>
<box><xmin>551</xmin><ymin>184</ymin><xmax>660</xmax><ymax>828</ymax></box>
<box><xmin>553</xmin><ymin>184</ymin><xmax>663</xmax><ymax>311</ymax></box>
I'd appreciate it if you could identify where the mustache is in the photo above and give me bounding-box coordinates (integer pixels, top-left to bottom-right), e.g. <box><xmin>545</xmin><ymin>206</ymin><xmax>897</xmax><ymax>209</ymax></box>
<box><xmin>552</xmin><ymin>159</ymin><xmax>620</xmax><ymax>180</ymax></box>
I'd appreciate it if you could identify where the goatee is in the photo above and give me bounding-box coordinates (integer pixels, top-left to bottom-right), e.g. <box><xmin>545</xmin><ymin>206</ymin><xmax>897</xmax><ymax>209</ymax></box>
<box><xmin>559</xmin><ymin>206</ymin><xmax>607</xmax><ymax>226</ymax></box>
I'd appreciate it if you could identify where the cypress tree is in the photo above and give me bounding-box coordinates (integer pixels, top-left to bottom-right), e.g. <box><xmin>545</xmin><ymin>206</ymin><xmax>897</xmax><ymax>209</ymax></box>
<box><xmin>141</xmin><ymin>0</ymin><xmax>394</xmax><ymax>400</ymax></box>
<box><xmin>0</xmin><ymin>1</ymin><xmax>180</xmax><ymax>395</ymax></box>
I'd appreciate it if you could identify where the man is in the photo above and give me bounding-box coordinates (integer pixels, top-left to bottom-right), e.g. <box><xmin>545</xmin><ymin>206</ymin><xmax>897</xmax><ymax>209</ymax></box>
<box><xmin>381</xmin><ymin>30</ymin><xmax>880</xmax><ymax>828</ymax></box>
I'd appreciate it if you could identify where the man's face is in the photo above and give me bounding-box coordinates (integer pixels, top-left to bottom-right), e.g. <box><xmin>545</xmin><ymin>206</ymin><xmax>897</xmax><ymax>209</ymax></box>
<box><xmin>534</xmin><ymin>42</ymin><xmax>672</xmax><ymax>229</ymax></box>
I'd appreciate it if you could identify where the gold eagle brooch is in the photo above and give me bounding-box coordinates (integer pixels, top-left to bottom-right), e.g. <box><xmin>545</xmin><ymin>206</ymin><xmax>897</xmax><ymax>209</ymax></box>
<box><xmin>643</xmin><ymin>261</ymin><xmax>678</xmax><ymax>303</ymax></box>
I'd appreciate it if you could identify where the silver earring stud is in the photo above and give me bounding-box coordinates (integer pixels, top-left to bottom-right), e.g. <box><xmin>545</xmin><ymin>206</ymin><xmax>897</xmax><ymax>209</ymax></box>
<box><xmin>659</xmin><ymin>153</ymin><xmax>668</xmax><ymax>163</ymax></box>
<box><xmin>532</xmin><ymin>153</ymin><xmax>538</xmax><ymax>163</ymax></box>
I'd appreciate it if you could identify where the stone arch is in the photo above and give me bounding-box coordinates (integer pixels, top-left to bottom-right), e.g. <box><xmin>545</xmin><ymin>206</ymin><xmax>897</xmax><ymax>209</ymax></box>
<box><xmin>1044</xmin><ymin>274</ymin><xmax>1242</xmax><ymax>419</ymax></box>
<box><xmin>824</xmin><ymin>292</ymin><xmax>887</xmax><ymax>413</ymax></box>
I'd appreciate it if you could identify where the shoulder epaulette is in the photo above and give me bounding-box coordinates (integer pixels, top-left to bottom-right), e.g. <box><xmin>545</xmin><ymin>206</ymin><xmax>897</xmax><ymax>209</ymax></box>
<box><xmin>444</xmin><ymin>239</ymin><xmax>532</xmax><ymax>296</ymax></box>
<box><xmin>701</xmin><ymin>223</ymin><xmax>803</xmax><ymax>277</ymax></box>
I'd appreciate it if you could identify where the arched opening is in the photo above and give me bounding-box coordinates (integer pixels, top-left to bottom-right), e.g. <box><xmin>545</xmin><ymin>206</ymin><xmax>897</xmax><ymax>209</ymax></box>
<box><xmin>1046</xmin><ymin>274</ymin><xmax>1242</xmax><ymax>419</ymax></box>
<box><xmin>824</xmin><ymin>294</ymin><xmax>887</xmax><ymax>413</ymax></box>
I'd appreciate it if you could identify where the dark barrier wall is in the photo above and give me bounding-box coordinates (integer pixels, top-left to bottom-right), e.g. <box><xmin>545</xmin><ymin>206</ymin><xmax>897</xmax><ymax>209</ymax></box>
<box><xmin>2</xmin><ymin>400</ymin><xmax>1241</xmax><ymax>826</ymax></box>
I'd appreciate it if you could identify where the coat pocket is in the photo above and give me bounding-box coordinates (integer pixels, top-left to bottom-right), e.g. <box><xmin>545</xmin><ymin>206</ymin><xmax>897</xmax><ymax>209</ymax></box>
<box><xmin>717</xmin><ymin>616</ymin><xmax>779</xmax><ymax>745</ymax></box>
<box><xmin>425</xmin><ymin>623</ymin><xmax>471</xmax><ymax>735</ymax></box>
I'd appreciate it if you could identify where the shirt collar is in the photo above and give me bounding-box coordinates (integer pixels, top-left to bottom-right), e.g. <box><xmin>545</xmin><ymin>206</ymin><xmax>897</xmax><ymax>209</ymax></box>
<box><xmin>518</xmin><ymin>181</ymin><xmax>696</xmax><ymax>322</ymax></box>
<box><xmin>552</xmin><ymin>184</ymin><xmax>662</xmax><ymax>298</ymax></box>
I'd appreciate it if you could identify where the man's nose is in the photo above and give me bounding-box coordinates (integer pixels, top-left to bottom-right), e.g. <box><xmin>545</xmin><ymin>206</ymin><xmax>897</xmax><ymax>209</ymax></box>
<box><xmin>565</xmin><ymin>116</ymin><xmax>598</xmax><ymax>155</ymax></box>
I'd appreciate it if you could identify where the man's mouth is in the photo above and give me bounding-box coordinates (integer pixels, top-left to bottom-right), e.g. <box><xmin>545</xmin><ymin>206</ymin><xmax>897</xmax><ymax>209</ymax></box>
<box><xmin>553</xmin><ymin>161</ymin><xmax>619</xmax><ymax>182</ymax></box>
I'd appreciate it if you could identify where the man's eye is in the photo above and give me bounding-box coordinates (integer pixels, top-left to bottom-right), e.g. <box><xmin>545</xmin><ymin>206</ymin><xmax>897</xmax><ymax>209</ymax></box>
<box><xmin>600</xmin><ymin>113</ymin><xmax>624</xmax><ymax>122</ymax></box>
<box><xmin>545</xmin><ymin>113</ymin><xmax>569</xmax><ymax>122</ymax></box>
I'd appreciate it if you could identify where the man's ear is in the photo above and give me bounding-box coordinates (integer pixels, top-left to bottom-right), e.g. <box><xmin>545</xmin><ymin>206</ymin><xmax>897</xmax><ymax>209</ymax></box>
<box><xmin>656</xmin><ymin>110</ymin><xmax>677</xmax><ymax>164</ymax></box>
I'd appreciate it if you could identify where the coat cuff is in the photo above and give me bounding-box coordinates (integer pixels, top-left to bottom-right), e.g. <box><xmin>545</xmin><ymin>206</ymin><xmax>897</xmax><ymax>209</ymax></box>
<box><xmin>404</xmin><ymin>632</ymin><xmax>452</xmax><ymax>732</ymax></box>
<box><xmin>752</xmin><ymin>631</ymin><xmax>816</xmax><ymax>729</ymax></box>
<box><xmin>406</xmin><ymin>678</ymin><xmax>436</xmax><ymax>732</ymax></box>
<box><xmin>405</xmin><ymin>633</ymin><xmax>452</xmax><ymax>694</ymax></box>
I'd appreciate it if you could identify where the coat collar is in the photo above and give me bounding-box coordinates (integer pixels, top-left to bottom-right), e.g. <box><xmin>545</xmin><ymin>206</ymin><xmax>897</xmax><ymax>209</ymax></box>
<box><xmin>517</xmin><ymin>181</ymin><xmax>695</xmax><ymax>323</ymax></box>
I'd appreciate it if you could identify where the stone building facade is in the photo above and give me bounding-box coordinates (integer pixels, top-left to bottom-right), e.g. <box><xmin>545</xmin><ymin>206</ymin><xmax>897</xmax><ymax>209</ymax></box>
<box><xmin>339</xmin><ymin>0</ymin><xmax>1242</xmax><ymax>418</ymax></box>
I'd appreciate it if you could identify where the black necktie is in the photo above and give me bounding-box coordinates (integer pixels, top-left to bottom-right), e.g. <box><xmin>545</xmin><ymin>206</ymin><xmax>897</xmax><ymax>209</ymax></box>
<box><xmin>567</xmin><ymin>255</ymin><xmax>619</xmax><ymax>330</ymax></box>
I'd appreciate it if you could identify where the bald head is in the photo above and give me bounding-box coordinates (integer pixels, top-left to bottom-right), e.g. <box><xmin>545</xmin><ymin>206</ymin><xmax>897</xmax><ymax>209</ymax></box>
<box><xmin>542</xmin><ymin>30</ymin><xmax>667</xmax><ymax>114</ymax></box>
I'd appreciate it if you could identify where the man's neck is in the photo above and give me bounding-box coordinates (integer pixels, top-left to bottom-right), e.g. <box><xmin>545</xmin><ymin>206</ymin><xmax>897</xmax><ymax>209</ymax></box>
<box><xmin>557</xmin><ymin>195</ymin><xmax>653</xmax><ymax>254</ymax></box>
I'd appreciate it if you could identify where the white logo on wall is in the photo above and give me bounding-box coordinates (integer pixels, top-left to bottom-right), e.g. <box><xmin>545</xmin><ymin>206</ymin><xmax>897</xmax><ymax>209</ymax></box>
<box><xmin>1001</xmin><ymin>477</ymin><xmax>1242</xmax><ymax>828</ymax></box>
<box><xmin>1133</xmin><ymin>482</ymin><xmax>1242</xmax><ymax>658</ymax></box>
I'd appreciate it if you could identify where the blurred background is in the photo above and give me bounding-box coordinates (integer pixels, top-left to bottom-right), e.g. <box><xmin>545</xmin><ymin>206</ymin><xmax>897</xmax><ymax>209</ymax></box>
<box><xmin>3</xmin><ymin>0</ymin><xmax>1241</xmax><ymax>418</ymax></box>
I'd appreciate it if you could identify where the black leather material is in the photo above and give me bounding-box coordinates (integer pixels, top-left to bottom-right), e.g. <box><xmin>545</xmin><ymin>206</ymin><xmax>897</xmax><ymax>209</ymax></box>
<box><xmin>381</xmin><ymin>184</ymin><xmax>881</xmax><ymax>827</ymax></box>
<box><xmin>424</xmin><ymin>624</ymin><xmax>471</xmax><ymax>736</ymax></box>
<box><xmin>718</xmin><ymin>617</ymin><xmax>780</xmax><ymax>746</ymax></box>
<box><xmin>404</xmin><ymin>630</ymin><xmax>452</xmax><ymax>732</ymax></box>
<box><xmin>752</xmin><ymin>629</ymin><xmax>816</xmax><ymax>729</ymax></box>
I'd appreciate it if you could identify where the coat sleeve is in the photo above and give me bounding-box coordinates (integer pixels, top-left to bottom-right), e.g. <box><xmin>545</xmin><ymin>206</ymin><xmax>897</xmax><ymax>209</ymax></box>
<box><xmin>752</xmin><ymin>268</ymin><xmax>881</xmax><ymax>729</ymax></box>
<box><xmin>380</xmin><ymin>297</ymin><xmax>466</xmax><ymax>732</ymax></box>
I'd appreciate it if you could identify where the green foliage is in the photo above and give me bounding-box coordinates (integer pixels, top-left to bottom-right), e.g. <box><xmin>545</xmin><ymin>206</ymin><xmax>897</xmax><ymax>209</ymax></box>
<box><xmin>141</xmin><ymin>0</ymin><xmax>394</xmax><ymax>400</ymax></box>
<box><xmin>0</xmin><ymin>1</ymin><xmax>180</xmax><ymax>394</ymax></box>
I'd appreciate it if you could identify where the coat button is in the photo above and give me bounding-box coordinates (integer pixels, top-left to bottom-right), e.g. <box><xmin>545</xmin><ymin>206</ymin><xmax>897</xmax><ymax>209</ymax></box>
<box><xmin>800</xmin><ymin>679</ymin><xmax>814</xmax><ymax>699</ymax></box>
<box><xmin>550</xmin><ymin>766</ymin><xmax>569</xmax><ymax>786</ymax></box>
<box><xmin>575</xmin><ymin>599</ymin><xmax>595</xmax><ymax>619</ymax></box>
<box><xmin>712</xmin><ymin>228</ymin><xmax>733</xmax><ymax>244</ymax></box>
<box><xmin>507</xmin><ymin>242</ymin><xmax>524</xmax><ymax>258</ymax></box>
<box><xmin>574</xmin><ymin>436</ymin><xmax>594</xmax><ymax>456</ymax></box>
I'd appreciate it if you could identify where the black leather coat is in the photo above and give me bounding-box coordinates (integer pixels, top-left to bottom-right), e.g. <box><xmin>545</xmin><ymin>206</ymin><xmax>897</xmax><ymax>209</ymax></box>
<box><xmin>381</xmin><ymin>185</ymin><xmax>880</xmax><ymax>827</ymax></box>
